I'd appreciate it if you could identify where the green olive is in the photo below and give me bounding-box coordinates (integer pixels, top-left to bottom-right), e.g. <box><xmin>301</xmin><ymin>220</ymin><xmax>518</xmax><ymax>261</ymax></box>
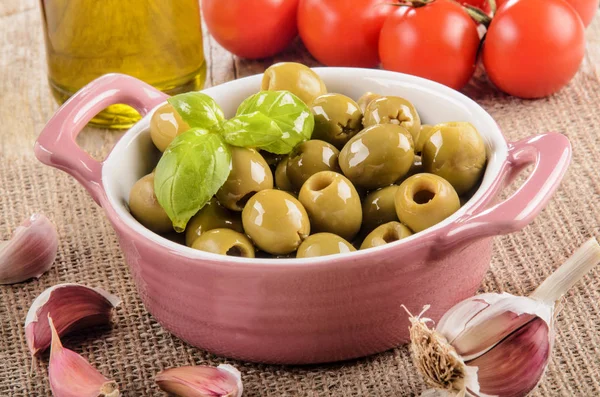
<box><xmin>363</xmin><ymin>96</ymin><xmax>421</xmax><ymax>142</ymax></box>
<box><xmin>129</xmin><ymin>173</ymin><xmax>172</xmax><ymax>233</ymax></box>
<box><xmin>360</xmin><ymin>222</ymin><xmax>412</xmax><ymax>250</ymax></box>
<box><xmin>150</xmin><ymin>103</ymin><xmax>190</xmax><ymax>152</ymax></box>
<box><xmin>395</xmin><ymin>173</ymin><xmax>460</xmax><ymax>233</ymax></box>
<box><xmin>216</xmin><ymin>147</ymin><xmax>274</xmax><ymax>211</ymax></box>
<box><xmin>286</xmin><ymin>140</ymin><xmax>340</xmax><ymax>191</ymax></box>
<box><xmin>298</xmin><ymin>171</ymin><xmax>362</xmax><ymax>240</ymax></box>
<box><xmin>421</xmin><ymin>122</ymin><xmax>487</xmax><ymax>195</ymax></box>
<box><xmin>275</xmin><ymin>156</ymin><xmax>294</xmax><ymax>191</ymax></box>
<box><xmin>339</xmin><ymin>124</ymin><xmax>415</xmax><ymax>190</ymax></box>
<box><xmin>185</xmin><ymin>198</ymin><xmax>243</xmax><ymax>246</ymax></box>
<box><xmin>191</xmin><ymin>229</ymin><xmax>255</xmax><ymax>258</ymax></box>
<box><xmin>362</xmin><ymin>185</ymin><xmax>399</xmax><ymax>234</ymax></box>
<box><xmin>415</xmin><ymin>124</ymin><xmax>435</xmax><ymax>154</ymax></box>
<box><xmin>261</xmin><ymin>62</ymin><xmax>327</xmax><ymax>105</ymax></box>
<box><xmin>296</xmin><ymin>233</ymin><xmax>356</xmax><ymax>258</ymax></box>
<box><xmin>242</xmin><ymin>189</ymin><xmax>310</xmax><ymax>254</ymax></box>
<box><xmin>357</xmin><ymin>92</ymin><xmax>382</xmax><ymax>113</ymax></box>
<box><xmin>311</xmin><ymin>93</ymin><xmax>363</xmax><ymax>149</ymax></box>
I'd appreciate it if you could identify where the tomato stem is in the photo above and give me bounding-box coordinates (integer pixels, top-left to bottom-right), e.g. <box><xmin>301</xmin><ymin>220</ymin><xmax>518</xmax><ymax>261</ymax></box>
<box><xmin>463</xmin><ymin>4</ymin><xmax>492</xmax><ymax>27</ymax></box>
<box><xmin>390</xmin><ymin>0</ymin><xmax>433</xmax><ymax>8</ymax></box>
<box><xmin>488</xmin><ymin>0</ymin><xmax>497</xmax><ymax>14</ymax></box>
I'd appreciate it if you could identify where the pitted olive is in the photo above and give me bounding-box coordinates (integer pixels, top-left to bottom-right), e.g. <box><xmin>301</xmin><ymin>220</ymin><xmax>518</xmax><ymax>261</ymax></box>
<box><xmin>311</xmin><ymin>93</ymin><xmax>363</xmax><ymax>149</ymax></box>
<box><xmin>339</xmin><ymin>124</ymin><xmax>415</xmax><ymax>190</ymax></box>
<box><xmin>216</xmin><ymin>147</ymin><xmax>273</xmax><ymax>211</ymax></box>
<box><xmin>129</xmin><ymin>173</ymin><xmax>172</xmax><ymax>233</ymax></box>
<box><xmin>242</xmin><ymin>189</ymin><xmax>310</xmax><ymax>254</ymax></box>
<box><xmin>360</xmin><ymin>222</ymin><xmax>412</xmax><ymax>249</ymax></box>
<box><xmin>395</xmin><ymin>173</ymin><xmax>460</xmax><ymax>233</ymax></box>
<box><xmin>421</xmin><ymin>122</ymin><xmax>487</xmax><ymax>195</ymax></box>
<box><xmin>298</xmin><ymin>171</ymin><xmax>362</xmax><ymax>240</ymax></box>
<box><xmin>362</xmin><ymin>185</ymin><xmax>400</xmax><ymax>234</ymax></box>
<box><xmin>296</xmin><ymin>233</ymin><xmax>356</xmax><ymax>258</ymax></box>
<box><xmin>363</xmin><ymin>96</ymin><xmax>421</xmax><ymax>142</ymax></box>
<box><xmin>185</xmin><ymin>198</ymin><xmax>243</xmax><ymax>246</ymax></box>
<box><xmin>286</xmin><ymin>140</ymin><xmax>340</xmax><ymax>191</ymax></box>
<box><xmin>275</xmin><ymin>156</ymin><xmax>294</xmax><ymax>191</ymax></box>
<box><xmin>357</xmin><ymin>92</ymin><xmax>382</xmax><ymax>113</ymax></box>
<box><xmin>150</xmin><ymin>103</ymin><xmax>190</xmax><ymax>152</ymax></box>
<box><xmin>191</xmin><ymin>229</ymin><xmax>255</xmax><ymax>258</ymax></box>
<box><xmin>261</xmin><ymin>62</ymin><xmax>327</xmax><ymax>105</ymax></box>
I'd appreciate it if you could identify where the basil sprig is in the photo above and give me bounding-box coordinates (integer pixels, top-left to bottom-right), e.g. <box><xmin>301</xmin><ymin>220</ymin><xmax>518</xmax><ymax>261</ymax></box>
<box><xmin>154</xmin><ymin>90</ymin><xmax>314</xmax><ymax>230</ymax></box>
<box><xmin>154</xmin><ymin>129</ymin><xmax>231</xmax><ymax>232</ymax></box>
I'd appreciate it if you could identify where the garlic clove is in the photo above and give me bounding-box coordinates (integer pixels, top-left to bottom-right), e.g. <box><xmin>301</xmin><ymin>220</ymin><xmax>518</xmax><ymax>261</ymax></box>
<box><xmin>439</xmin><ymin>293</ymin><xmax>547</xmax><ymax>361</ymax></box>
<box><xmin>0</xmin><ymin>213</ymin><xmax>58</xmax><ymax>285</ymax></box>
<box><xmin>25</xmin><ymin>283</ymin><xmax>121</xmax><ymax>356</ymax></box>
<box><xmin>48</xmin><ymin>316</ymin><xmax>120</xmax><ymax>397</ymax></box>
<box><xmin>465</xmin><ymin>317</ymin><xmax>551</xmax><ymax>397</ymax></box>
<box><xmin>155</xmin><ymin>364</ymin><xmax>243</xmax><ymax>397</ymax></box>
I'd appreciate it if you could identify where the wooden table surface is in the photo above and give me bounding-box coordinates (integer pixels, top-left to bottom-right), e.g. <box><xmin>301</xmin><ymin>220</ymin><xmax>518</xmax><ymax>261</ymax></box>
<box><xmin>2</xmin><ymin>1</ymin><xmax>600</xmax><ymax>396</ymax></box>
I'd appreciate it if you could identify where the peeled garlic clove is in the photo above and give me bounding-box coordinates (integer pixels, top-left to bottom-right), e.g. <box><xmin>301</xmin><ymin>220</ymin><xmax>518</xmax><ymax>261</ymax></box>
<box><xmin>155</xmin><ymin>364</ymin><xmax>243</xmax><ymax>397</ymax></box>
<box><xmin>466</xmin><ymin>317</ymin><xmax>551</xmax><ymax>397</ymax></box>
<box><xmin>0</xmin><ymin>213</ymin><xmax>58</xmax><ymax>285</ymax></box>
<box><xmin>25</xmin><ymin>283</ymin><xmax>121</xmax><ymax>356</ymax></box>
<box><xmin>48</xmin><ymin>316</ymin><xmax>120</xmax><ymax>397</ymax></box>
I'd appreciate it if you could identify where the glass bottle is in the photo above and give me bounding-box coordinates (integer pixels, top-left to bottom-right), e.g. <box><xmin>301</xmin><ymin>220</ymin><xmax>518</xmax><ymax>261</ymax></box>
<box><xmin>40</xmin><ymin>0</ymin><xmax>206</xmax><ymax>128</ymax></box>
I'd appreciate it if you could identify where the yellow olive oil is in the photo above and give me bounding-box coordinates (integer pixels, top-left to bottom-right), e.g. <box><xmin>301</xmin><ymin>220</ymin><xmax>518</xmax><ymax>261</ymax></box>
<box><xmin>40</xmin><ymin>0</ymin><xmax>206</xmax><ymax>128</ymax></box>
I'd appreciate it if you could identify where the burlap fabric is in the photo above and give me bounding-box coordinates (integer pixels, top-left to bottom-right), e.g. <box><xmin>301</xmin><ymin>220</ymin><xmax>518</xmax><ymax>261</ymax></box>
<box><xmin>1</xmin><ymin>1</ymin><xmax>600</xmax><ymax>395</ymax></box>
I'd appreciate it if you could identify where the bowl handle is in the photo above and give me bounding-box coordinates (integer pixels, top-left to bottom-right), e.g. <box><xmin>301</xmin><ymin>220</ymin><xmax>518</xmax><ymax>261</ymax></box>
<box><xmin>34</xmin><ymin>74</ymin><xmax>168</xmax><ymax>205</ymax></box>
<box><xmin>439</xmin><ymin>132</ymin><xmax>571</xmax><ymax>247</ymax></box>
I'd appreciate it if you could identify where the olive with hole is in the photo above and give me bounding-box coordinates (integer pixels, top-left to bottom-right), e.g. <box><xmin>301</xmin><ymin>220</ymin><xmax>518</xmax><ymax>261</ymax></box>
<box><xmin>357</xmin><ymin>92</ymin><xmax>381</xmax><ymax>113</ymax></box>
<box><xmin>395</xmin><ymin>173</ymin><xmax>460</xmax><ymax>233</ymax></box>
<box><xmin>360</xmin><ymin>222</ymin><xmax>412</xmax><ymax>250</ymax></box>
<box><xmin>415</xmin><ymin>124</ymin><xmax>435</xmax><ymax>154</ymax></box>
<box><xmin>296</xmin><ymin>233</ymin><xmax>356</xmax><ymax>258</ymax></box>
<box><xmin>150</xmin><ymin>103</ymin><xmax>190</xmax><ymax>152</ymax></box>
<box><xmin>286</xmin><ymin>140</ymin><xmax>341</xmax><ymax>191</ymax></box>
<box><xmin>311</xmin><ymin>93</ymin><xmax>363</xmax><ymax>149</ymax></box>
<box><xmin>242</xmin><ymin>189</ymin><xmax>310</xmax><ymax>254</ymax></box>
<box><xmin>275</xmin><ymin>156</ymin><xmax>294</xmax><ymax>191</ymax></box>
<box><xmin>185</xmin><ymin>198</ymin><xmax>243</xmax><ymax>246</ymax></box>
<box><xmin>261</xmin><ymin>62</ymin><xmax>327</xmax><ymax>105</ymax></box>
<box><xmin>362</xmin><ymin>185</ymin><xmax>400</xmax><ymax>234</ymax></box>
<box><xmin>298</xmin><ymin>171</ymin><xmax>362</xmax><ymax>240</ymax></box>
<box><xmin>216</xmin><ymin>147</ymin><xmax>274</xmax><ymax>211</ymax></box>
<box><xmin>363</xmin><ymin>96</ymin><xmax>421</xmax><ymax>142</ymax></box>
<box><xmin>339</xmin><ymin>124</ymin><xmax>415</xmax><ymax>190</ymax></box>
<box><xmin>129</xmin><ymin>173</ymin><xmax>173</xmax><ymax>233</ymax></box>
<box><xmin>421</xmin><ymin>122</ymin><xmax>487</xmax><ymax>195</ymax></box>
<box><xmin>191</xmin><ymin>229</ymin><xmax>255</xmax><ymax>258</ymax></box>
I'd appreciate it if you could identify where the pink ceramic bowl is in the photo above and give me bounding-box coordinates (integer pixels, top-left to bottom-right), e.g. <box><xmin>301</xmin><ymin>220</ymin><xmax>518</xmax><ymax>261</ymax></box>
<box><xmin>35</xmin><ymin>69</ymin><xmax>571</xmax><ymax>364</ymax></box>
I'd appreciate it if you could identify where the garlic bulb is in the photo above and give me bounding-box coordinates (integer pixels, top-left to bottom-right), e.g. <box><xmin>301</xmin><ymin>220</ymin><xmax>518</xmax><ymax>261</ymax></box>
<box><xmin>408</xmin><ymin>237</ymin><xmax>600</xmax><ymax>397</ymax></box>
<box><xmin>155</xmin><ymin>364</ymin><xmax>243</xmax><ymax>397</ymax></box>
<box><xmin>25</xmin><ymin>283</ymin><xmax>121</xmax><ymax>356</ymax></box>
<box><xmin>0</xmin><ymin>213</ymin><xmax>58</xmax><ymax>285</ymax></box>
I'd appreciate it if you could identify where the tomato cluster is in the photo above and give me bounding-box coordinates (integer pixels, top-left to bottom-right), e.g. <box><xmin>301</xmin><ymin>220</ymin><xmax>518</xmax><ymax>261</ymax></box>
<box><xmin>201</xmin><ymin>0</ymin><xmax>595</xmax><ymax>98</ymax></box>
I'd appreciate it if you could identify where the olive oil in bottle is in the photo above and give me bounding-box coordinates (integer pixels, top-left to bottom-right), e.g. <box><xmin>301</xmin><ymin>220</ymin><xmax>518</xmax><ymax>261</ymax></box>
<box><xmin>40</xmin><ymin>0</ymin><xmax>206</xmax><ymax>128</ymax></box>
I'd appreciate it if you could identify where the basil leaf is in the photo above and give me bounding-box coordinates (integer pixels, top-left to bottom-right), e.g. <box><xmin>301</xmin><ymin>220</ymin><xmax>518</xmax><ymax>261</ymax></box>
<box><xmin>221</xmin><ymin>91</ymin><xmax>314</xmax><ymax>154</ymax></box>
<box><xmin>167</xmin><ymin>92</ymin><xmax>225</xmax><ymax>130</ymax></box>
<box><xmin>154</xmin><ymin>129</ymin><xmax>231</xmax><ymax>232</ymax></box>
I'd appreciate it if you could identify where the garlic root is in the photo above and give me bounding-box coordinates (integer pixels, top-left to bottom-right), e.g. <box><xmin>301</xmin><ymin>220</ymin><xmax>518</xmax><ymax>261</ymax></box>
<box><xmin>0</xmin><ymin>214</ymin><xmax>58</xmax><ymax>285</ymax></box>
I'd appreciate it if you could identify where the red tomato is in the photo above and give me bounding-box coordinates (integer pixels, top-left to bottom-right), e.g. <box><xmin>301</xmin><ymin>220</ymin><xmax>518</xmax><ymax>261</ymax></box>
<box><xmin>564</xmin><ymin>0</ymin><xmax>599</xmax><ymax>27</ymax></box>
<box><xmin>378</xmin><ymin>0</ymin><xmax>480</xmax><ymax>90</ymax></box>
<box><xmin>297</xmin><ymin>0</ymin><xmax>393</xmax><ymax>67</ymax></box>
<box><xmin>201</xmin><ymin>0</ymin><xmax>298</xmax><ymax>59</ymax></box>
<box><xmin>483</xmin><ymin>0</ymin><xmax>586</xmax><ymax>98</ymax></box>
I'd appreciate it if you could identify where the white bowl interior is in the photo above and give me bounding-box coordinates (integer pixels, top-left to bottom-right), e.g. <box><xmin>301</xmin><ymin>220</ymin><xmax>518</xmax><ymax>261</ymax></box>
<box><xmin>103</xmin><ymin>68</ymin><xmax>507</xmax><ymax>263</ymax></box>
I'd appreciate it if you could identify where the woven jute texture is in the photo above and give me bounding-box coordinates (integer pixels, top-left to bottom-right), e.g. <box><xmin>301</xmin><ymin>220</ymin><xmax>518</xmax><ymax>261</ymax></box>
<box><xmin>2</xmin><ymin>1</ymin><xmax>600</xmax><ymax>395</ymax></box>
